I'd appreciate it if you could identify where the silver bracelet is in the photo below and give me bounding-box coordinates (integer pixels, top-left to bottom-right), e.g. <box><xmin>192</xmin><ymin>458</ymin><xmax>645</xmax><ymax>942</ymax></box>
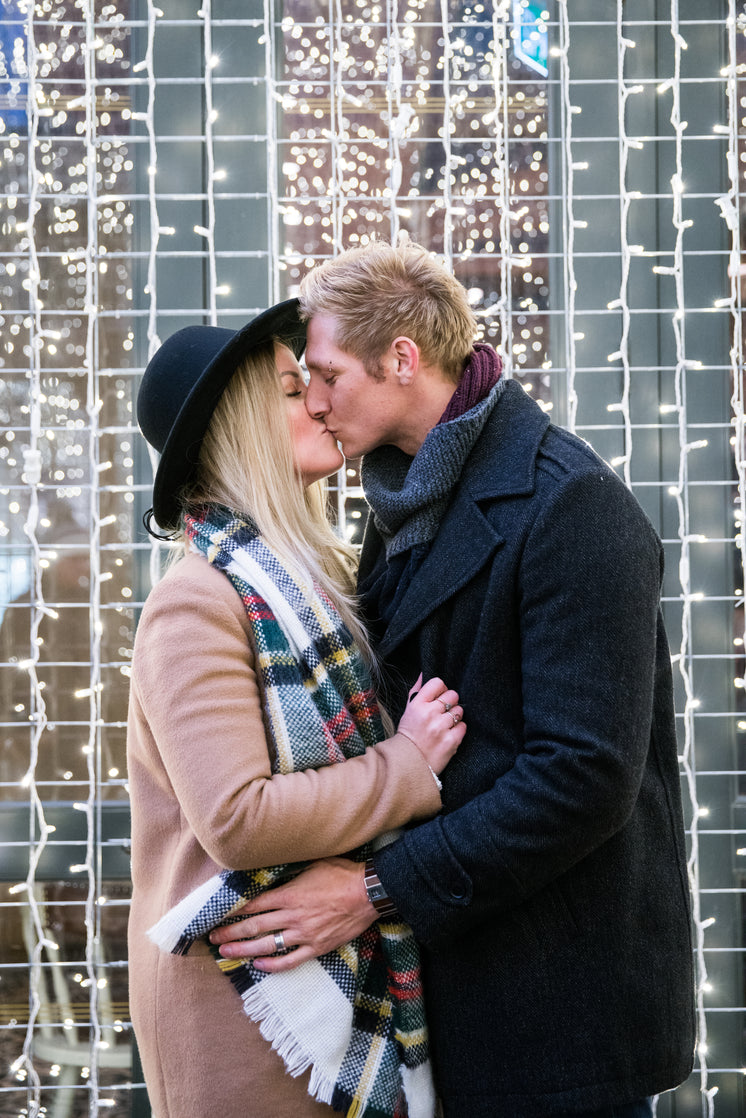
<box><xmin>428</xmin><ymin>764</ymin><xmax>443</xmax><ymax>791</ymax></box>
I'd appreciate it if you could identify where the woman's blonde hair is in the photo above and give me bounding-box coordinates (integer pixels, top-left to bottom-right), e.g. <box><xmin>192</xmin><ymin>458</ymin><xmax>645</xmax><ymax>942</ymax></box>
<box><xmin>299</xmin><ymin>239</ymin><xmax>478</xmax><ymax>383</ymax></box>
<box><xmin>179</xmin><ymin>340</ymin><xmax>377</xmax><ymax>668</ymax></box>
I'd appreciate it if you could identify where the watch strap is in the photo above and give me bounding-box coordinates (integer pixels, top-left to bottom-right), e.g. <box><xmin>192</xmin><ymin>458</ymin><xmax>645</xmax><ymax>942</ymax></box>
<box><xmin>364</xmin><ymin>857</ymin><xmax>398</xmax><ymax>919</ymax></box>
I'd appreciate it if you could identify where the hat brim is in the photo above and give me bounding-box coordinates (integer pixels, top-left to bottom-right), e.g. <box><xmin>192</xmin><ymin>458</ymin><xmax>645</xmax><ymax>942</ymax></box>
<box><xmin>151</xmin><ymin>298</ymin><xmax>306</xmax><ymax>533</ymax></box>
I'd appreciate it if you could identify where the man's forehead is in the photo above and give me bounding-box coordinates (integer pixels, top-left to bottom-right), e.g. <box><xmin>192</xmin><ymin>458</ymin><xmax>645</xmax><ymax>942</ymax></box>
<box><xmin>305</xmin><ymin>319</ymin><xmax>346</xmax><ymax>370</ymax></box>
<box><xmin>306</xmin><ymin>313</ymin><xmax>340</xmax><ymax>342</ymax></box>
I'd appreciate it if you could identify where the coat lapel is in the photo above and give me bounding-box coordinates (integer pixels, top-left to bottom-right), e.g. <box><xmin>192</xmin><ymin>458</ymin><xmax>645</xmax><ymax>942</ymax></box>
<box><xmin>376</xmin><ymin>489</ymin><xmax>503</xmax><ymax>657</ymax></box>
<box><xmin>364</xmin><ymin>380</ymin><xmax>551</xmax><ymax>659</ymax></box>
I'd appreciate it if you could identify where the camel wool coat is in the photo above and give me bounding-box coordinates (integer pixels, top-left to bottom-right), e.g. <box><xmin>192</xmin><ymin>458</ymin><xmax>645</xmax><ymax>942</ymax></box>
<box><xmin>126</xmin><ymin>553</ymin><xmax>442</xmax><ymax>1118</ymax></box>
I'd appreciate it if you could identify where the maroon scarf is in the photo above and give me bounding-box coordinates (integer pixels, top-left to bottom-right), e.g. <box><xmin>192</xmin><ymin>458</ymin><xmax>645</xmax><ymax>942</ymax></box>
<box><xmin>439</xmin><ymin>342</ymin><xmax>503</xmax><ymax>424</ymax></box>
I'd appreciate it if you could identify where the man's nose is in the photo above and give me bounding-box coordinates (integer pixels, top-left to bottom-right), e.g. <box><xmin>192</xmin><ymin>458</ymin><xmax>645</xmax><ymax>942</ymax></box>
<box><xmin>305</xmin><ymin>379</ymin><xmax>328</xmax><ymax>419</ymax></box>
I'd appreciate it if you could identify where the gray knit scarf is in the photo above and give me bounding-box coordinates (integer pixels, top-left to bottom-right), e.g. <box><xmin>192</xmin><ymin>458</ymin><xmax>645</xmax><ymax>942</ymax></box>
<box><xmin>361</xmin><ymin>376</ymin><xmax>506</xmax><ymax>562</ymax></box>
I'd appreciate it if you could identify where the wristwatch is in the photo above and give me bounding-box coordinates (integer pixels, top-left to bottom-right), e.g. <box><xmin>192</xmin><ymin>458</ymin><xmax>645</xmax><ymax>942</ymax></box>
<box><xmin>364</xmin><ymin>858</ymin><xmax>398</xmax><ymax>919</ymax></box>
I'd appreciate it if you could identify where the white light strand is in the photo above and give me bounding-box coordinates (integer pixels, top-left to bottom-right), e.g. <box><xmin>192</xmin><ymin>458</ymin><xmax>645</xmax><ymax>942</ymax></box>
<box><xmin>330</xmin><ymin>0</ymin><xmax>353</xmax><ymax>536</ymax></box>
<box><xmin>143</xmin><ymin>0</ymin><xmax>162</xmax><ymax>362</ymax></box>
<box><xmin>200</xmin><ymin>0</ymin><xmax>218</xmax><ymax>324</ymax></box>
<box><xmin>17</xmin><ymin>6</ymin><xmax>49</xmax><ymax>1112</ymax></box>
<box><xmin>722</xmin><ymin>10</ymin><xmax>746</xmax><ymax>1107</ymax></box>
<box><xmin>491</xmin><ymin>1</ymin><xmax>513</xmax><ymax>367</ymax></box>
<box><xmin>142</xmin><ymin>0</ymin><xmax>165</xmax><ymax>587</ymax></box>
<box><xmin>263</xmin><ymin>0</ymin><xmax>280</xmax><ymax>306</ymax></box>
<box><xmin>328</xmin><ymin>0</ymin><xmax>345</xmax><ymax>254</ymax></box>
<box><xmin>439</xmin><ymin>0</ymin><xmax>454</xmax><ymax>267</ymax></box>
<box><xmin>557</xmin><ymin>0</ymin><xmax>578</xmax><ymax>431</ymax></box>
<box><xmin>666</xmin><ymin>3</ymin><xmax>712</xmax><ymax>1113</ymax></box>
<box><xmin>385</xmin><ymin>0</ymin><xmax>404</xmax><ymax>246</ymax></box>
<box><xmin>83</xmin><ymin>1</ymin><xmax>104</xmax><ymax>1107</ymax></box>
<box><xmin>611</xmin><ymin>1</ymin><xmax>634</xmax><ymax>488</ymax></box>
<box><xmin>723</xmin><ymin>3</ymin><xmax>746</xmax><ymax>601</ymax></box>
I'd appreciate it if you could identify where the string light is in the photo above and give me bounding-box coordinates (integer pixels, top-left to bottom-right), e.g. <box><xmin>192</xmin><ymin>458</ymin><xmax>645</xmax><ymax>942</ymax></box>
<box><xmin>665</xmin><ymin>6</ymin><xmax>711</xmax><ymax>1108</ymax></box>
<box><xmin>611</xmin><ymin>1</ymin><xmax>635</xmax><ymax>489</ymax></box>
<box><xmin>14</xmin><ymin>8</ymin><xmax>52</xmax><ymax>1111</ymax></box>
<box><xmin>491</xmin><ymin>1</ymin><xmax>513</xmax><ymax>366</ymax></box>
<box><xmin>557</xmin><ymin>1</ymin><xmax>578</xmax><ymax>429</ymax></box>
<box><xmin>200</xmin><ymin>0</ymin><xmax>218</xmax><ymax>325</ymax></box>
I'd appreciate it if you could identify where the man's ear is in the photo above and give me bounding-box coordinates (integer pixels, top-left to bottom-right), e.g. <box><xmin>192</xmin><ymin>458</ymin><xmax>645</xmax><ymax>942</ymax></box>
<box><xmin>390</xmin><ymin>336</ymin><xmax>419</xmax><ymax>385</ymax></box>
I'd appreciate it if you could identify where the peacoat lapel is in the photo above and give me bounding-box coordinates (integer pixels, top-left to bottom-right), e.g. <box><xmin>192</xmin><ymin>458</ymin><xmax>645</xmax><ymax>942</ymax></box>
<box><xmin>361</xmin><ymin>380</ymin><xmax>551</xmax><ymax>659</ymax></box>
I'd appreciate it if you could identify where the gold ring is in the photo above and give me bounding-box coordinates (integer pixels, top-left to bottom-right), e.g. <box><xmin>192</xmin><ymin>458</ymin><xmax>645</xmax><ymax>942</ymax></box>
<box><xmin>439</xmin><ymin>699</ymin><xmax>452</xmax><ymax>713</ymax></box>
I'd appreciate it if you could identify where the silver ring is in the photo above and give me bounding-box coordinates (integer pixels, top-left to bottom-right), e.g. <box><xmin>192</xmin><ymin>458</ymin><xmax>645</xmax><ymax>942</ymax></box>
<box><xmin>273</xmin><ymin>930</ymin><xmax>286</xmax><ymax>953</ymax></box>
<box><xmin>439</xmin><ymin>699</ymin><xmax>452</xmax><ymax>713</ymax></box>
<box><xmin>452</xmin><ymin>713</ymin><xmax>460</xmax><ymax>726</ymax></box>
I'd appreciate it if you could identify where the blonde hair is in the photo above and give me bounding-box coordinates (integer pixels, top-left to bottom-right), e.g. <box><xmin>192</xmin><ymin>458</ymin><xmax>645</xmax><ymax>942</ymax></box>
<box><xmin>299</xmin><ymin>240</ymin><xmax>478</xmax><ymax>383</ymax></box>
<box><xmin>180</xmin><ymin>341</ymin><xmax>377</xmax><ymax>669</ymax></box>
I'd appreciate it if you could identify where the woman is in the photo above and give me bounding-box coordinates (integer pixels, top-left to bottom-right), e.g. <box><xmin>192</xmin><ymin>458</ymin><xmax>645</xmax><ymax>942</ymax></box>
<box><xmin>128</xmin><ymin>299</ymin><xmax>465</xmax><ymax>1118</ymax></box>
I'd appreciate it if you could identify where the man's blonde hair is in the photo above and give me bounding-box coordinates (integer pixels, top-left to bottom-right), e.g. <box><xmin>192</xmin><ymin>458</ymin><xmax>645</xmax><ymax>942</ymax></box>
<box><xmin>299</xmin><ymin>240</ymin><xmax>478</xmax><ymax>383</ymax></box>
<box><xmin>181</xmin><ymin>341</ymin><xmax>378</xmax><ymax>669</ymax></box>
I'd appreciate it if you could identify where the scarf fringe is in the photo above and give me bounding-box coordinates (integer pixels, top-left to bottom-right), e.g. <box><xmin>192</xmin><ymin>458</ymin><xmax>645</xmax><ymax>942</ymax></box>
<box><xmin>147</xmin><ymin>873</ymin><xmax>224</xmax><ymax>954</ymax></box>
<box><xmin>240</xmin><ymin>983</ymin><xmax>338</xmax><ymax>1104</ymax></box>
<box><xmin>243</xmin><ymin>980</ymin><xmax>435</xmax><ymax>1118</ymax></box>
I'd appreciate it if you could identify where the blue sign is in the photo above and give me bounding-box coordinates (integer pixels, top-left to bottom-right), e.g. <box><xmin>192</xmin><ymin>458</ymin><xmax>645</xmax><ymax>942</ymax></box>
<box><xmin>0</xmin><ymin>0</ymin><xmax>28</xmax><ymax>131</ymax></box>
<box><xmin>513</xmin><ymin>0</ymin><xmax>549</xmax><ymax>78</ymax></box>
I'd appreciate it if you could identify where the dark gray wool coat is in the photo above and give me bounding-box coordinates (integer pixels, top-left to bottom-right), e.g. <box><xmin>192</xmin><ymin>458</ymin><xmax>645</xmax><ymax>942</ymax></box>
<box><xmin>359</xmin><ymin>379</ymin><xmax>696</xmax><ymax>1118</ymax></box>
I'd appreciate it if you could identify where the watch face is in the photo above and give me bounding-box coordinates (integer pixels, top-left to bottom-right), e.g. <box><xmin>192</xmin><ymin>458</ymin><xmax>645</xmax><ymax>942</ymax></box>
<box><xmin>369</xmin><ymin>883</ymin><xmax>386</xmax><ymax>901</ymax></box>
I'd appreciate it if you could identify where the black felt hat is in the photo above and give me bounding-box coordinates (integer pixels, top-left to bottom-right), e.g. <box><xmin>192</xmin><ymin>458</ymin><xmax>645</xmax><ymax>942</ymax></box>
<box><xmin>137</xmin><ymin>298</ymin><xmax>305</xmax><ymax>534</ymax></box>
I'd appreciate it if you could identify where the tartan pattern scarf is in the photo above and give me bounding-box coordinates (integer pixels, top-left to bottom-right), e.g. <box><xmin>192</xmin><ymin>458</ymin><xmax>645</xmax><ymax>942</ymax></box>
<box><xmin>147</xmin><ymin>506</ymin><xmax>435</xmax><ymax>1118</ymax></box>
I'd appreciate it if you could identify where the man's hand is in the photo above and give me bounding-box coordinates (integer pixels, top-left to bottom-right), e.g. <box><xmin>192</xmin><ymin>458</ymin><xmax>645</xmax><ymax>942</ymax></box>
<box><xmin>208</xmin><ymin>857</ymin><xmax>377</xmax><ymax>972</ymax></box>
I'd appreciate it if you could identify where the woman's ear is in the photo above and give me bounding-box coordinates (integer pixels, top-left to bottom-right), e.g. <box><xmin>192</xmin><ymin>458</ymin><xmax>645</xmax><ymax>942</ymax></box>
<box><xmin>390</xmin><ymin>336</ymin><xmax>419</xmax><ymax>385</ymax></box>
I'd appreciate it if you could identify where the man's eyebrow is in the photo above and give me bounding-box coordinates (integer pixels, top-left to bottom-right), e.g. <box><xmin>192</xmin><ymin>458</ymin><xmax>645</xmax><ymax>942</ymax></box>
<box><xmin>305</xmin><ymin>357</ymin><xmax>338</xmax><ymax>373</ymax></box>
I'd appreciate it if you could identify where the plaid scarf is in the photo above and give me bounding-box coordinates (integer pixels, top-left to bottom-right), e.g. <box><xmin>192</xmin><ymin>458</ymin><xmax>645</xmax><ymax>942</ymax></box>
<box><xmin>147</xmin><ymin>506</ymin><xmax>435</xmax><ymax>1118</ymax></box>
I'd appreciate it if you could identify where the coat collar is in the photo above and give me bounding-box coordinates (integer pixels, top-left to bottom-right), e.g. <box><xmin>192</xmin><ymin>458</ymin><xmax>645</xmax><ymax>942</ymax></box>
<box><xmin>461</xmin><ymin>378</ymin><xmax>550</xmax><ymax>501</ymax></box>
<box><xmin>360</xmin><ymin>379</ymin><xmax>551</xmax><ymax>658</ymax></box>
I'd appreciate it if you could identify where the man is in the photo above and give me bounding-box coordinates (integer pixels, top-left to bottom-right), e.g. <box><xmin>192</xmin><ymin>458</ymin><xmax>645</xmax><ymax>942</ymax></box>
<box><xmin>210</xmin><ymin>241</ymin><xmax>695</xmax><ymax>1117</ymax></box>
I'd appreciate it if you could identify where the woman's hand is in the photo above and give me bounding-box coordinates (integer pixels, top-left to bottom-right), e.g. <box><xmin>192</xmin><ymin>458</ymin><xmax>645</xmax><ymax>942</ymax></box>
<box><xmin>396</xmin><ymin>673</ymin><xmax>466</xmax><ymax>775</ymax></box>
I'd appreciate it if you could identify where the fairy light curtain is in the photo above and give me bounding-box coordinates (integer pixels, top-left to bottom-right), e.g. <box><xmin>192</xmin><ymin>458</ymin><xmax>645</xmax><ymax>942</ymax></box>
<box><xmin>0</xmin><ymin>0</ymin><xmax>741</xmax><ymax>1114</ymax></box>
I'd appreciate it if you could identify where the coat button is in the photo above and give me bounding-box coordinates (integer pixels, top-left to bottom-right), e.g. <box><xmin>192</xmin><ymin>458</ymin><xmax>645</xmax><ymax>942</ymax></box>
<box><xmin>449</xmin><ymin>888</ymin><xmax>466</xmax><ymax>901</ymax></box>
